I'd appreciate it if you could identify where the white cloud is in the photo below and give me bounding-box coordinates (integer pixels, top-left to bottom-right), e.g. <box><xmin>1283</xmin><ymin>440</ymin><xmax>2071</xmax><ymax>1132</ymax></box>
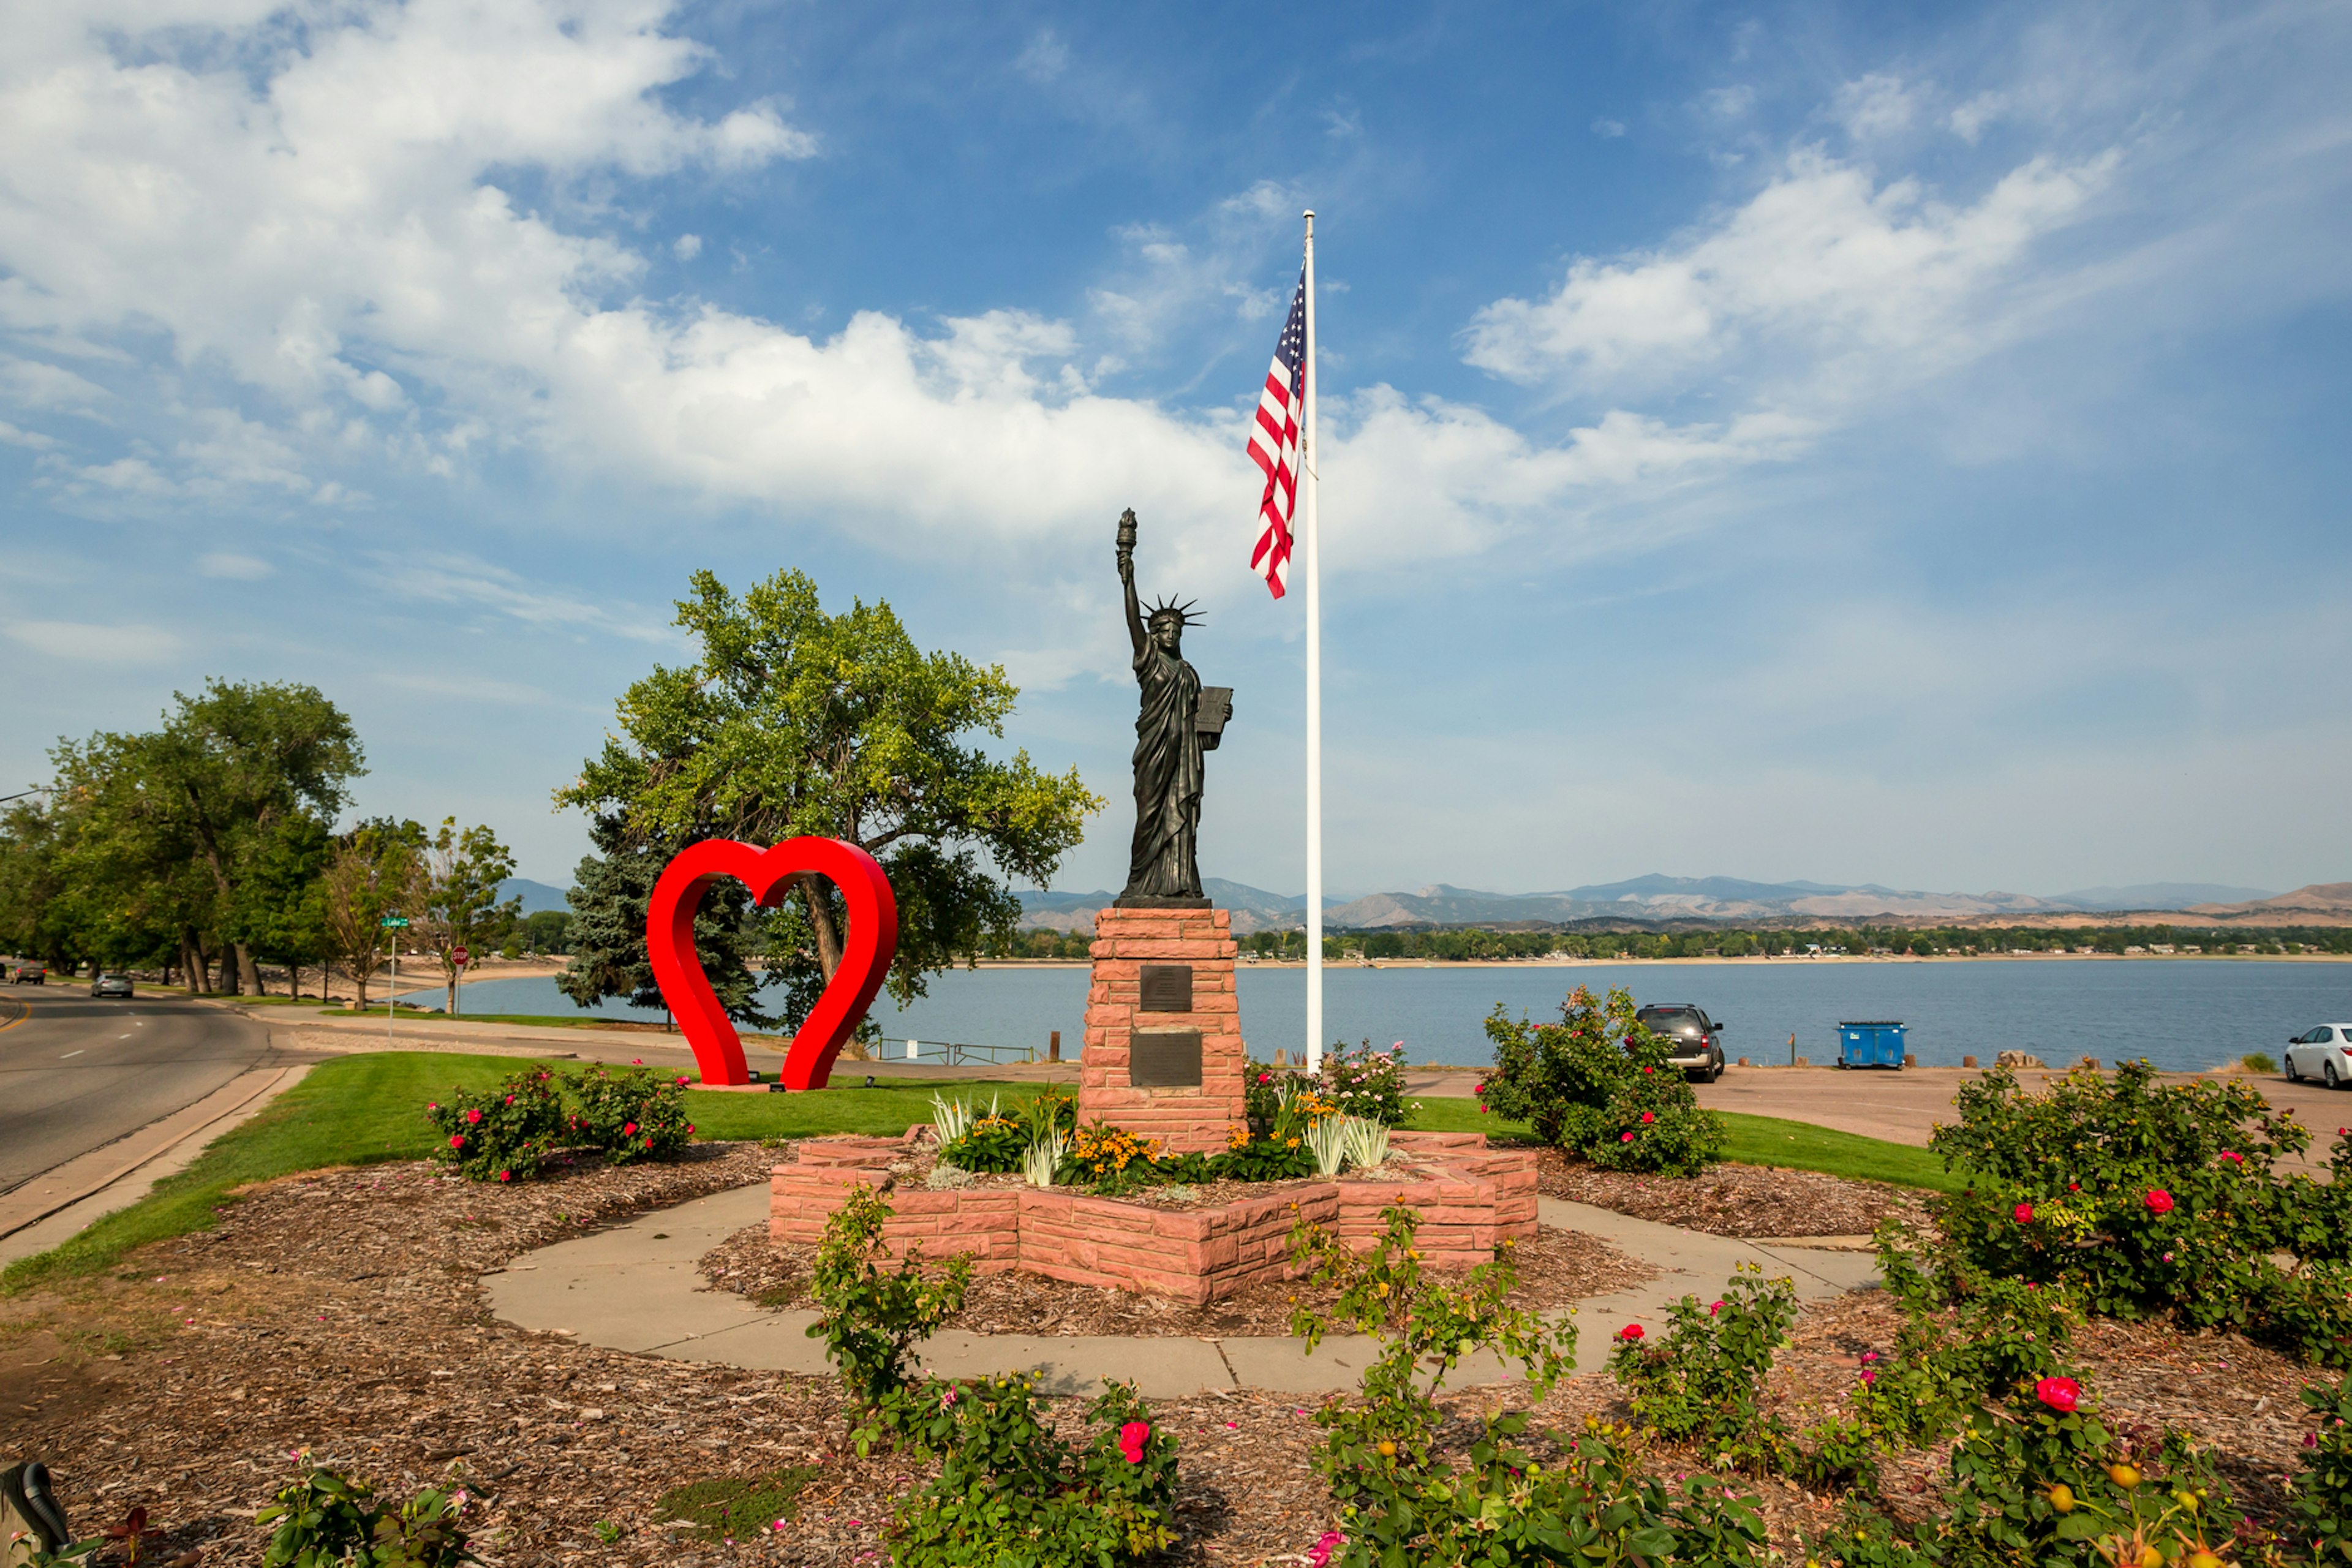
<box><xmin>1015</xmin><ymin>29</ymin><xmax>1069</xmax><ymax>83</ymax></box>
<box><xmin>1702</xmin><ymin>85</ymin><xmax>1755</xmax><ymax>119</ymax></box>
<box><xmin>674</xmin><ymin>233</ymin><xmax>702</xmax><ymax>260</ymax></box>
<box><xmin>0</xmin><ymin>418</ymin><xmax>56</xmax><ymax>450</ymax></box>
<box><xmin>0</xmin><ymin>356</ymin><xmax>105</xmax><ymax>409</ymax></box>
<box><xmin>379</xmin><ymin>671</ymin><xmax>571</xmax><ymax>707</ymax></box>
<box><xmin>1591</xmin><ymin>118</ymin><xmax>1627</xmax><ymax>139</ymax></box>
<box><xmin>197</xmin><ymin>551</ymin><xmax>273</xmax><ymax>579</ymax></box>
<box><xmin>380</xmin><ymin>552</ymin><xmax>676</xmax><ymax>643</ymax></box>
<box><xmin>6</xmin><ymin>619</ymin><xmax>182</xmax><ymax>663</ymax></box>
<box><xmin>1949</xmin><ymin>92</ymin><xmax>2007</xmax><ymax>144</ymax></box>
<box><xmin>1833</xmin><ymin>74</ymin><xmax>1920</xmax><ymax>141</ymax></box>
<box><xmin>1461</xmin><ymin>146</ymin><xmax>2117</xmax><ymax>396</ymax></box>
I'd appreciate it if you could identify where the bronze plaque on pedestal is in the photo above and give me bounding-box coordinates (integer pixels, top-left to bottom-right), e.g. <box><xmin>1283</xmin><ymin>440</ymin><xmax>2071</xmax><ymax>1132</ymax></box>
<box><xmin>1130</xmin><ymin>1028</ymin><xmax>1203</xmax><ymax>1088</ymax></box>
<box><xmin>1139</xmin><ymin>963</ymin><xmax>1193</xmax><ymax>1013</ymax></box>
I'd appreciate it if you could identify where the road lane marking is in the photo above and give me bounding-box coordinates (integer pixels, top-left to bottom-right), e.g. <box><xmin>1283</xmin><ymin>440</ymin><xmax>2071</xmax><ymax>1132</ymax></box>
<box><xmin>59</xmin><ymin>1049</ymin><xmax>84</xmax><ymax>1058</ymax></box>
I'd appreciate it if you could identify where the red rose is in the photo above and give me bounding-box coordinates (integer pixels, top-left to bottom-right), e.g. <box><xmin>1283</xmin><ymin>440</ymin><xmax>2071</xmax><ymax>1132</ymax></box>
<box><xmin>1619</xmin><ymin>1131</ymin><xmax>1635</xmax><ymax>1142</ymax></box>
<box><xmin>2014</xmin><ymin>1202</ymin><xmax>2034</xmax><ymax>1223</ymax></box>
<box><xmin>2144</xmin><ymin>1188</ymin><xmax>2174</xmax><ymax>1215</ymax></box>
<box><xmin>2220</xmin><ymin>1150</ymin><xmax>2244</xmax><ymax>1163</ymax></box>
<box><xmin>685</xmin><ymin>1125</ymin><xmax>694</xmax><ymax>1134</ymax></box>
<box><xmin>450</xmin><ymin>1134</ymin><xmax>465</xmax><ymax>1149</ymax></box>
<box><xmin>466</xmin><ymin>1107</ymin><xmax>482</xmax><ymax>1125</ymax></box>
<box><xmin>2035</xmin><ymin>1376</ymin><xmax>2081</xmax><ymax>1412</ymax></box>
<box><xmin>497</xmin><ymin>1170</ymin><xmax>511</xmax><ymax>1183</ymax></box>
<box><xmin>1118</xmin><ymin>1420</ymin><xmax>1151</xmax><ymax>1464</ymax></box>
<box><xmin>624</xmin><ymin>1123</ymin><xmax>638</xmax><ymax>1137</ymax></box>
<box><xmin>1619</xmin><ymin>1324</ymin><xmax>1644</xmax><ymax>1340</ymax></box>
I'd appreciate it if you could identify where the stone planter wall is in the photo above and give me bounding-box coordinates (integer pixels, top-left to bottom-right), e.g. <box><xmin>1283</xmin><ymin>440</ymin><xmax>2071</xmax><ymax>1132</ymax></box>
<box><xmin>769</xmin><ymin>1130</ymin><xmax>1537</xmax><ymax>1305</ymax></box>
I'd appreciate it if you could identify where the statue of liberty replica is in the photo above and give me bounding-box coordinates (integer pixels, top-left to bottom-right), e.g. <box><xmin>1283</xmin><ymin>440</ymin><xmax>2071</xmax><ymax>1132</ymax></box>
<box><xmin>1115</xmin><ymin>508</ymin><xmax>1232</xmax><ymax>907</ymax></box>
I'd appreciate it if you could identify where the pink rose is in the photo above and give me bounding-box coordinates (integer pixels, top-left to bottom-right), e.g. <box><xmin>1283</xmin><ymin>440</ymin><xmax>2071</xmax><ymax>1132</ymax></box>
<box><xmin>1118</xmin><ymin>1420</ymin><xmax>1151</xmax><ymax>1464</ymax></box>
<box><xmin>2014</xmin><ymin>1202</ymin><xmax>2034</xmax><ymax>1223</ymax></box>
<box><xmin>1620</xmin><ymin>1131</ymin><xmax>1635</xmax><ymax>1142</ymax></box>
<box><xmin>1708</xmin><ymin>1300</ymin><xmax>1724</xmax><ymax>1315</ymax></box>
<box><xmin>2144</xmin><ymin>1188</ymin><xmax>2174</xmax><ymax>1215</ymax></box>
<box><xmin>1860</xmin><ymin>1370</ymin><xmax>1876</xmax><ymax>1385</ymax></box>
<box><xmin>685</xmin><ymin>1125</ymin><xmax>694</xmax><ymax>1134</ymax></box>
<box><xmin>2035</xmin><ymin>1376</ymin><xmax>2081</xmax><ymax>1412</ymax></box>
<box><xmin>2220</xmin><ymin>1150</ymin><xmax>2244</xmax><ymax>1163</ymax></box>
<box><xmin>1307</xmin><ymin>1529</ymin><xmax>1346</xmax><ymax>1568</ymax></box>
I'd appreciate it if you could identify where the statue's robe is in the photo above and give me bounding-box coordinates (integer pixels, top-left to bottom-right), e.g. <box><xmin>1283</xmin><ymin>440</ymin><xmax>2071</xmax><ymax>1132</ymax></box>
<box><xmin>1123</xmin><ymin>639</ymin><xmax>1204</xmax><ymax>899</ymax></box>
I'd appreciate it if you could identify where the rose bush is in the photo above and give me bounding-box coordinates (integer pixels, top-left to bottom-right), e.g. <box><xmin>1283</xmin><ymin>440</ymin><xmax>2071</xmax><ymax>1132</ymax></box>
<box><xmin>424</xmin><ymin>1069</ymin><xmax>564</xmax><ymax>1182</ymax></box>
<box><xmin>1477</xmin><ymin>984</ymin><xmax>1727</xmax><ymax>1177</ymax></box>
<box><xmin>563</xmin><ymin>1063</ymin><xmax>693</xmax><ymax>1166</ymax></box>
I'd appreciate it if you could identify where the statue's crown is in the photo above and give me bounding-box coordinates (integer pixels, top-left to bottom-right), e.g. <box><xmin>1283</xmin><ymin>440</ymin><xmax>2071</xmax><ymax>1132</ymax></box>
<box><xmin>1147</xmin><ymin>596</ymin><xmax>1202</xmax><ymax>628</ymax></box>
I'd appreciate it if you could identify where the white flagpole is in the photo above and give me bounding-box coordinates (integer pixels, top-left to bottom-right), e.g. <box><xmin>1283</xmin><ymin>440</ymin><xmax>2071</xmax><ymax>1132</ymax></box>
<box><xmin>1302</xmin><ymin>209</ymin><xmax>1323</xmax><ymax>1075</ymax></box>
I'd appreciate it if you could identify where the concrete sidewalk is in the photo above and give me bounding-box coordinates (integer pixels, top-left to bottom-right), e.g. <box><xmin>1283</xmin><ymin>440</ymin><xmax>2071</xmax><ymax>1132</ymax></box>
<box><xmin>483</xmin><ymin>1183</ymin><xmax>1879</xmax><ymax>1398</ymax></box>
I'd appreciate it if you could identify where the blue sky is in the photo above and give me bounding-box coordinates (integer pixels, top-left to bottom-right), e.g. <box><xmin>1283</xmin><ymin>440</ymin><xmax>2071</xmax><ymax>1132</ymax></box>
<box><xmin>1</xmin><ymin>0</ymin><xmax>2346</xmax><ymax>898</ymax></box>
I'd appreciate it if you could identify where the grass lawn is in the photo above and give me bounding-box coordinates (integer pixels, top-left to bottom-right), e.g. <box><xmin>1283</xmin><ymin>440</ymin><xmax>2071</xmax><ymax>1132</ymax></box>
<box><xmin>5</xmin><ymin>1051</ymin><xmax>1958</xmax><ymax>1294</ymax></box>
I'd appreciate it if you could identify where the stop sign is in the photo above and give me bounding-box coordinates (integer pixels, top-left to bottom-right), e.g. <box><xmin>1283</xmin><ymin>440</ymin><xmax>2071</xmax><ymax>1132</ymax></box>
<box><xmin>453</xmin><ymin>946</ymin><xmax>470</xmax><ymax>967</ymax></box>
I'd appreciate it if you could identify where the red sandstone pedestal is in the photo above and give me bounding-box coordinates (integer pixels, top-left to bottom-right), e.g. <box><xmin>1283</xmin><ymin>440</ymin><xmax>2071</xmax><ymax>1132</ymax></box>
<box><xmin>1077</xmin><ymin>905</ymin><xmax>1246</xmax><ymax>1153</ymax></box>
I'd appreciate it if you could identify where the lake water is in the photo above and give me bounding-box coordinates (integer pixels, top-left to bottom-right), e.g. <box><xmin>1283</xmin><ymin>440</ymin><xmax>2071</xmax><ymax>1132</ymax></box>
<box><xmin>444</xmin><ymin>959</ymin><xmax>2352</xmax><ymax>1076</ymax></box>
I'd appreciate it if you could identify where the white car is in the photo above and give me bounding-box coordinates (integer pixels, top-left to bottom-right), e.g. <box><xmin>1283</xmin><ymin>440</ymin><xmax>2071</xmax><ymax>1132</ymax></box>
<box><xmin>2284</xmin><ymin>1023</ymin><xmax>2352</xmax><ymax>1087</ymax></box>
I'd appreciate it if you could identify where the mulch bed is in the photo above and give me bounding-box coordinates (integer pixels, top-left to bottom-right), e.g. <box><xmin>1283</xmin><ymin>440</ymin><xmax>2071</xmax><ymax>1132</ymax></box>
<box><xmin>698</xmin><ymin>1219</ymin><xmax>1657</xmax><ymax>1338</ymax></box>
<box><xmin>1</xmin><ymin>1139</ymin><xmax>2331</xmax><ymax>1566</ymax></box>
<box><xmin>1534</xmin><ymin>1147</ymin><xmax>1930</xmax><ymax>1237</ymax></box>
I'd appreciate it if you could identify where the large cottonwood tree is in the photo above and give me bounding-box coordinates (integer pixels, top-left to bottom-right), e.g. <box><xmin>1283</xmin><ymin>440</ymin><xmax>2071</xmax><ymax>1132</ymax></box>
<box><xmin>556</xmin><ymin>568</ymin><xmax>1101</xmax><ymax>1031</ymax></box>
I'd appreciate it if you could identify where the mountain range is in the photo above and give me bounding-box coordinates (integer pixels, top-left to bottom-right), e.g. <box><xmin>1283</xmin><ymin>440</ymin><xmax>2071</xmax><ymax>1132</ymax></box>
<box><xmin>502</xmin><ymin>872</ymin><xmax>2339</xmax><ymax>932</ymax></box>
<box><xmin>1008</xmin><ymin>875</ymin><xmax>2299</xmax><ymax>933</ymax></box>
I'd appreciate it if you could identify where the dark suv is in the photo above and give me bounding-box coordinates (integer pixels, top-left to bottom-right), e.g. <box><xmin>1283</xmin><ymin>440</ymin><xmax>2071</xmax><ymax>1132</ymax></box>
<box><xmin>1634</xmin><ymin>1003</ymin><xmax>1727</xmax><ymax>1082</ymax></box>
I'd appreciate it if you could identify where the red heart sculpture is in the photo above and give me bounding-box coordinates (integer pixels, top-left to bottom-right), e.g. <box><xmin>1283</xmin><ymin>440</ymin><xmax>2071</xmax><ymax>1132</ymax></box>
<box><xmin>646</xmin><ymin>837</ymin><xmax>898</xmax><ymax>1091</ymax></box>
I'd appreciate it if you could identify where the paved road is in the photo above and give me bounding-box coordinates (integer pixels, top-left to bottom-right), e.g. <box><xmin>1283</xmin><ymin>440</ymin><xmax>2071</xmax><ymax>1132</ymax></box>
<box><xmin>0</xmin><ymin>987</ymin><xmax>284</xmax><ymax>1197</ymax></box>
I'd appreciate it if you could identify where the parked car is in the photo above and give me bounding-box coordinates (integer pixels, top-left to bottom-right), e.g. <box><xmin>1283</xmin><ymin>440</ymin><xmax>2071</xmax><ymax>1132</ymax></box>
<box><xmin>90</xmin><ymin>971</ymin><xmax>134</xmax><ymax>998</ymax></box>
<box><xmin>1633</xmin><ymin>1003</ymin><xmax>1728</xmax><ymax>1082</ymax></box>
<box><xmin>2285</xmin><ymin>1023</ymin><xmax>2352</xmax><ymax>1088</ymax></box>
<box><xmin>9</xmin><ymin>961</ymin><xmax>45</xmax><ymax>985</ymax></box>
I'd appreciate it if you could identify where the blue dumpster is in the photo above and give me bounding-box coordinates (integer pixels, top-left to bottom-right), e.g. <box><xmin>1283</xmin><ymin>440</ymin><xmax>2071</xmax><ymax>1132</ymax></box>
<box><xmin>1839</xmin><ymin>1020</ymin><xmax>1908</xmax><ymax>1069</ymax></box>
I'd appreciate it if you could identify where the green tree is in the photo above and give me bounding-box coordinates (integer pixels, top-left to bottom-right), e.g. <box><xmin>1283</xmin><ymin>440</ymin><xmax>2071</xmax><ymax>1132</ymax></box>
<box><xmin>320</xmin><ymin>818</ymin><xmax>424</xmax><ymax>1009</ymax></box>
<box><xmin>555</xmin><ymin>568</ymin><xmax>1101</xmax><ymax>1033</ymax></box>
<box><xmin>559</xmin><ymin>812</ymin><xmax>769</xmax><ymax>1022</ymax></box>
<box><xmin>418</xmin><ymin>818</ymin><xmax>521</xmax><ymax>1016</ymax></box>
<box><xmin>522</xmin><ymin>910</ymin><xmax>573</xmax><ymax>955</ymax></box>
<box><xmin>237</xmin><ymin>813</ymin><xmax>335</xmax><ymax>998</ymax></box>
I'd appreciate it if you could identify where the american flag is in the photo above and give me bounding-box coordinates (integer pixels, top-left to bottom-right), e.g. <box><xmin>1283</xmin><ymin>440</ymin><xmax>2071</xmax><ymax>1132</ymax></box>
<box><xmin>1246</xmin><ymin>272</ymin><xmax>1305</xmax><ymax>599</ymax></box>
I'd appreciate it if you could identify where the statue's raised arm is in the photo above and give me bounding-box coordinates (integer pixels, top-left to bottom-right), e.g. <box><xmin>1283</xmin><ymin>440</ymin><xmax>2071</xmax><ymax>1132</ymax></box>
<box><xmin>1117</xmin><ymin>508</ymin><xmax>1145</xmax><ymax>660</ymax></box>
